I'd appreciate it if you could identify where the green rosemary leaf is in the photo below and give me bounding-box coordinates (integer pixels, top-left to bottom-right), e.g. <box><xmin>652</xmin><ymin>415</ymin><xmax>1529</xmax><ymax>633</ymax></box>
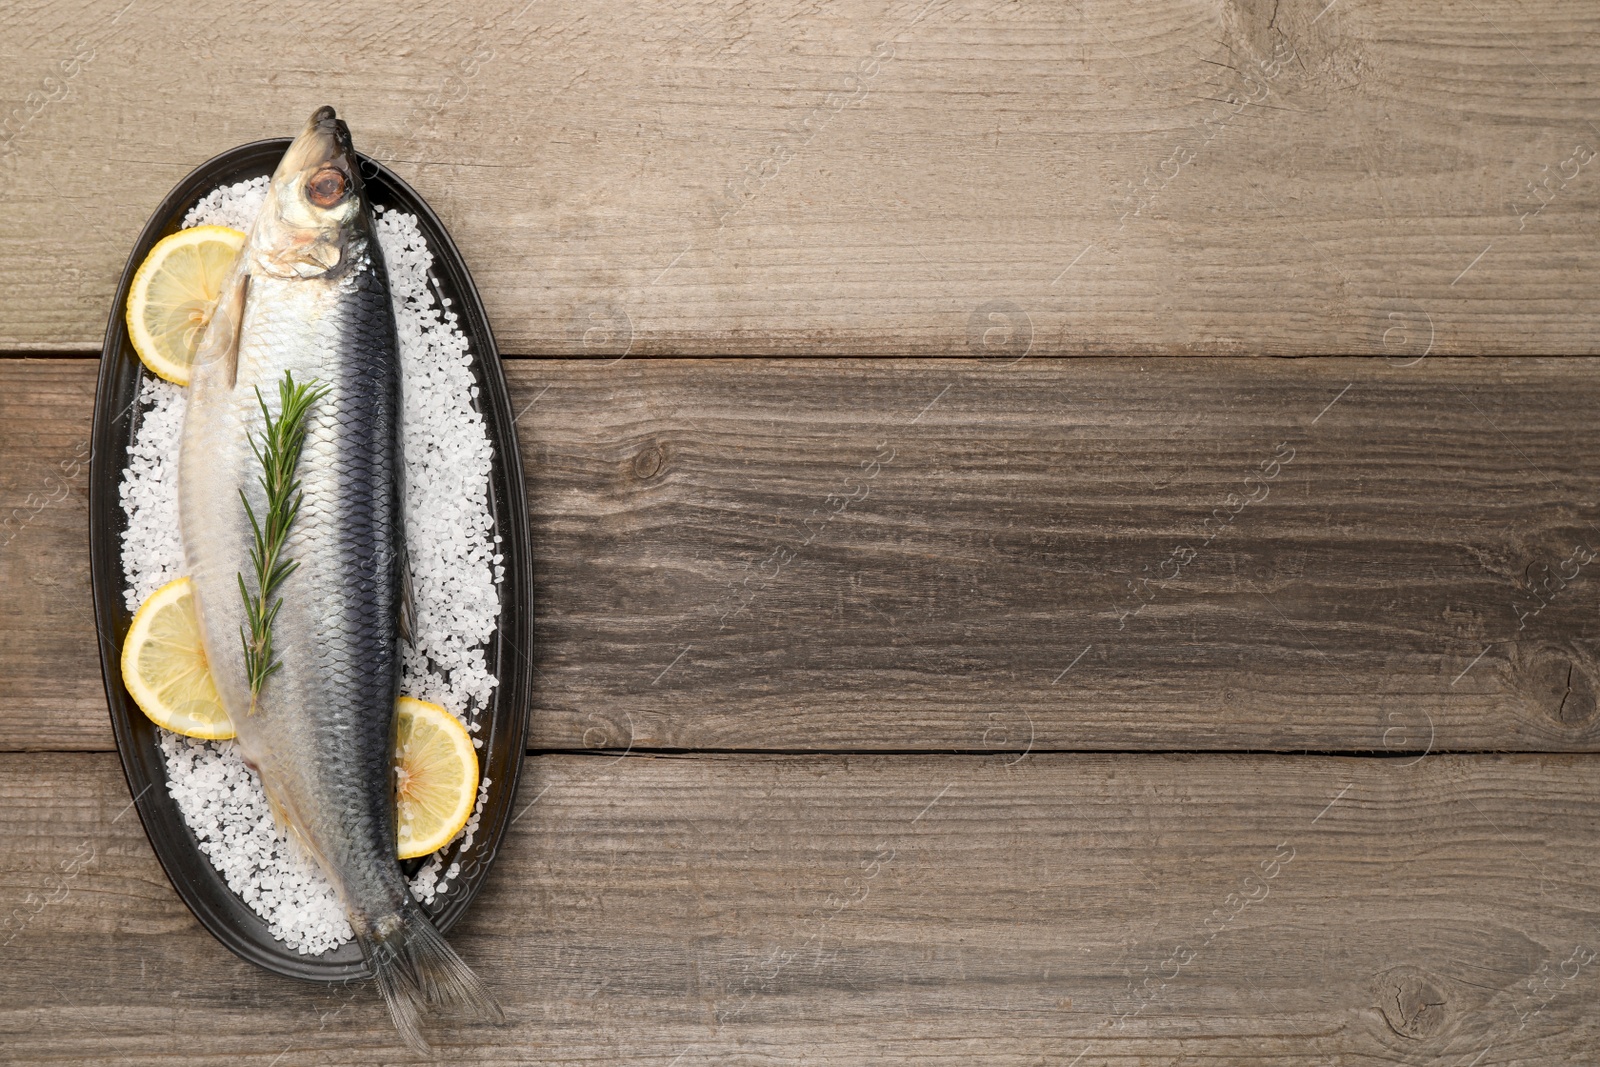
<box><xmin>237</xmin><ymin>370</ymin><xmax>330</xmax><ymax>707</ymax></box>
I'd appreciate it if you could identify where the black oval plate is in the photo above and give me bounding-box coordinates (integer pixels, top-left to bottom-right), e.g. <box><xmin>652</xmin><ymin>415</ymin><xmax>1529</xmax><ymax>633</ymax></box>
<box><xmin>89</xmin><ymin>139</ymin><xmax>531</xmax><ymax>982</ymax></box>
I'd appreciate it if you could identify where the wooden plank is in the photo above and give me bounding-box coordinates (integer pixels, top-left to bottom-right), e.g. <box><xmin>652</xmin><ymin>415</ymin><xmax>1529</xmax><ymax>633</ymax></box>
<box><xmin>3</xmin><ymin>1</ymin><xmax>1600</xmax><ymax>354</ymax></box>
<box><xmin>0</xmin><ymin>359</ymin><xmax>100</xmax><ymax>747</ymax></box>
<box><xmin>6</xmin><ymin>356</ymin><xmax>1600</xmax><ymax>753</ymax></box>
<box><xmin>1</xmin><ymin>751</ymin><xmax>1596</xmax><ymax>1064</ymax></box>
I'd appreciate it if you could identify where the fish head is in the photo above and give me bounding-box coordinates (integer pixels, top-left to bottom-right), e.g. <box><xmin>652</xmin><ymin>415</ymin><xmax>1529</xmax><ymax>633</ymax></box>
<box><xmin>251</xmin><ymin>106</ymin><xmax>369</xmax><ymax>279</ymax></box>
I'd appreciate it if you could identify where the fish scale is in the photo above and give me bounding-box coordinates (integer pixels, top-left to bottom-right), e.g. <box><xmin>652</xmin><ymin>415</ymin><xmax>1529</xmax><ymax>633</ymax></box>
<box><xmin>260</xmin><ymin>248</ymin><xmax>402</xmax><ymax>911</ymax></box>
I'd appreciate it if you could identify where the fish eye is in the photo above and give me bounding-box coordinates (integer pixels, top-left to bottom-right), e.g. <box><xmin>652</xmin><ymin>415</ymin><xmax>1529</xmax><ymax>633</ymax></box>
<box><xmin>307</xmin><ymin>168</ymin><xmax>347</xmax><ymax>208</ymax></box>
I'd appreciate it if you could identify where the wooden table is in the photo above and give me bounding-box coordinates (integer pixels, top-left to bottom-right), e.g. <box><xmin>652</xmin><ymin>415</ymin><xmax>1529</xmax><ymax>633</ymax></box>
<box><xmin>3</xmin><ymin>2</ymin><xmax>1598</xmax><ymax>1063</ymax></box>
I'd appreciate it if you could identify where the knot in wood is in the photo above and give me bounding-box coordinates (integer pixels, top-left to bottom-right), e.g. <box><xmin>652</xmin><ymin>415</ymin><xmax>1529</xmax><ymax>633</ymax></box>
<box><xmin>1378</xmin><ymin>969</ymin><xmax>1447</xmax><ymax>1040</ymax></box>
<box><xmin>1522</xmin><ymin>648</ymin><xmax>1597</xmax><ymax>728</ymax></box>
<box><xmin>632</xmin><ymin>444</ymin><xmax>665</xmax><ymax>480</ymax></box>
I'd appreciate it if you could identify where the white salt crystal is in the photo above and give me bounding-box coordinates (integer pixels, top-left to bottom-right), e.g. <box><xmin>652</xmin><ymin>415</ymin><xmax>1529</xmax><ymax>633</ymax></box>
<box><xmin>124</xmin><ymin>178</ymin><xmax>506</xmax><ymax>955</ymax></box>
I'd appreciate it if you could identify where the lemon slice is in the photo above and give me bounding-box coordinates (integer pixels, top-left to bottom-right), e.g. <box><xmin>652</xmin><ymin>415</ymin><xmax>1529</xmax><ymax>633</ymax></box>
<box><xmin>125</xmin><ymin>225</ymin><xmax>246</xmax><ymax>385</ymax></box>
<box><xmin>121</xmin><ymin>577</ymin><xmax>235</xmax><ymax>740</ymax></box>
<box><xmin>394</xmin><ymin>697</ymin><xmax>480</xmax><ymax>859</ymax></box>
<box><xmin>124</xmin><ymin>588</ymin><xmax>479</xmax><ymax>850</ymax></box>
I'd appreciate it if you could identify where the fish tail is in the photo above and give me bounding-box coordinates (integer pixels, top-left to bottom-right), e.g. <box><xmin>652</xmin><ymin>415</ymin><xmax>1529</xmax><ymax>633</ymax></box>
<box><xmin>359</xmin><ymin>904</ymin><xmax>503</xmax><ymax>1054</ymax></box>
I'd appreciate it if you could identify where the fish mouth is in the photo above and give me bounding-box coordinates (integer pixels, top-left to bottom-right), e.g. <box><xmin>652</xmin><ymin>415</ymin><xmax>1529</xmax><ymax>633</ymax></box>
<box><xmin>279</xmin><ymin>105</ymin><xmax>361</xmax><ymax>200</ymax></box>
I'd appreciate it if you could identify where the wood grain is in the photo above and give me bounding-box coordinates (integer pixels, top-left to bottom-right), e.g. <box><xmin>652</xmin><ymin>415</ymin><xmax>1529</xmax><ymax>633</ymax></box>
<box><xmin>3</xmin><ymin>1</ymin><xmax>1600</xmax><ymax>354</ymax></box>
<box><xmin>1</xmin><ymin>751</ymin><xmax>1596</xmax><ymax>1065</ymax></box>
<box><xmin>7</xmin><ymin>356</ymin><xmax>1600</xmax><ymax>753</ymax></box>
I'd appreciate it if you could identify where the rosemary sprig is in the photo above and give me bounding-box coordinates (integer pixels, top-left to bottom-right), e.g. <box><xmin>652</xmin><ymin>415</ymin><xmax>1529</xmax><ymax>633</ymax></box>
<box><xmin>238</xmin><ymin>370</ymin><xmax>328</xmax><ymax>710</ymax></box>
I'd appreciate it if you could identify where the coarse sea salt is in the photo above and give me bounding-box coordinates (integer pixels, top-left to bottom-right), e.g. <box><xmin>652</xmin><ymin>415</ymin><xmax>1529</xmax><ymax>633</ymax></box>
<box><xmin>119</xmin><ymin>178</ymin><xmax>503</xmax><ymax>955</ymax></box>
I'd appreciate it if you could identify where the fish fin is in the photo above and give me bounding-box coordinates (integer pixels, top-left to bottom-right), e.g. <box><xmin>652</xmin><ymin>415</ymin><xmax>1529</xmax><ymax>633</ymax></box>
<box><xmin>397</xmin><ymin>534</ymin><xmax>416</xmax><ymax>645</ymax></box>
<box><xmin>368</xmin><ymin>954</ymin><xmax>429</xmax><ymax>1057</ymax></box>
<box><xmin>242</xmin><ymin>768</ymin><xmax>326</xmax><ymax>874</ymax></box>
<box><xmin>263</xmin><ymin>790</ymin><xmax>290</xmax><ymax>838</ymax></box>
<box><xmin>194</xmin><ymin>264</ymin><xmax>249</xmax><ymax>388</ymax></box>
<box><xmin>359</xmin><ymin>903</ymin><xmax>503</xmax><ymax>1054</ymax></box>
<box><xmin>260</xmin><ymin>786</ymin><xmax>330</xmax><ymax>873</ymax></box>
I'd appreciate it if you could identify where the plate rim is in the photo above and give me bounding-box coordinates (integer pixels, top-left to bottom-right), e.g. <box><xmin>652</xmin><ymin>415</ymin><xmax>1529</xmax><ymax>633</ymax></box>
<box><xmin>89</xmin><ymin>137</ymin><xmax>532</xmax><ymax>982</ymax></box>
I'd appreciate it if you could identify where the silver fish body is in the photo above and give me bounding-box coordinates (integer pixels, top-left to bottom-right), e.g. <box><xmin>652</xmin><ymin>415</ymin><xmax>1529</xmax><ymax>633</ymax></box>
<box><xmin>178</xmin><ymin>107</ymin><xmax>497</xmax><ymax>1051</ymax></box>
